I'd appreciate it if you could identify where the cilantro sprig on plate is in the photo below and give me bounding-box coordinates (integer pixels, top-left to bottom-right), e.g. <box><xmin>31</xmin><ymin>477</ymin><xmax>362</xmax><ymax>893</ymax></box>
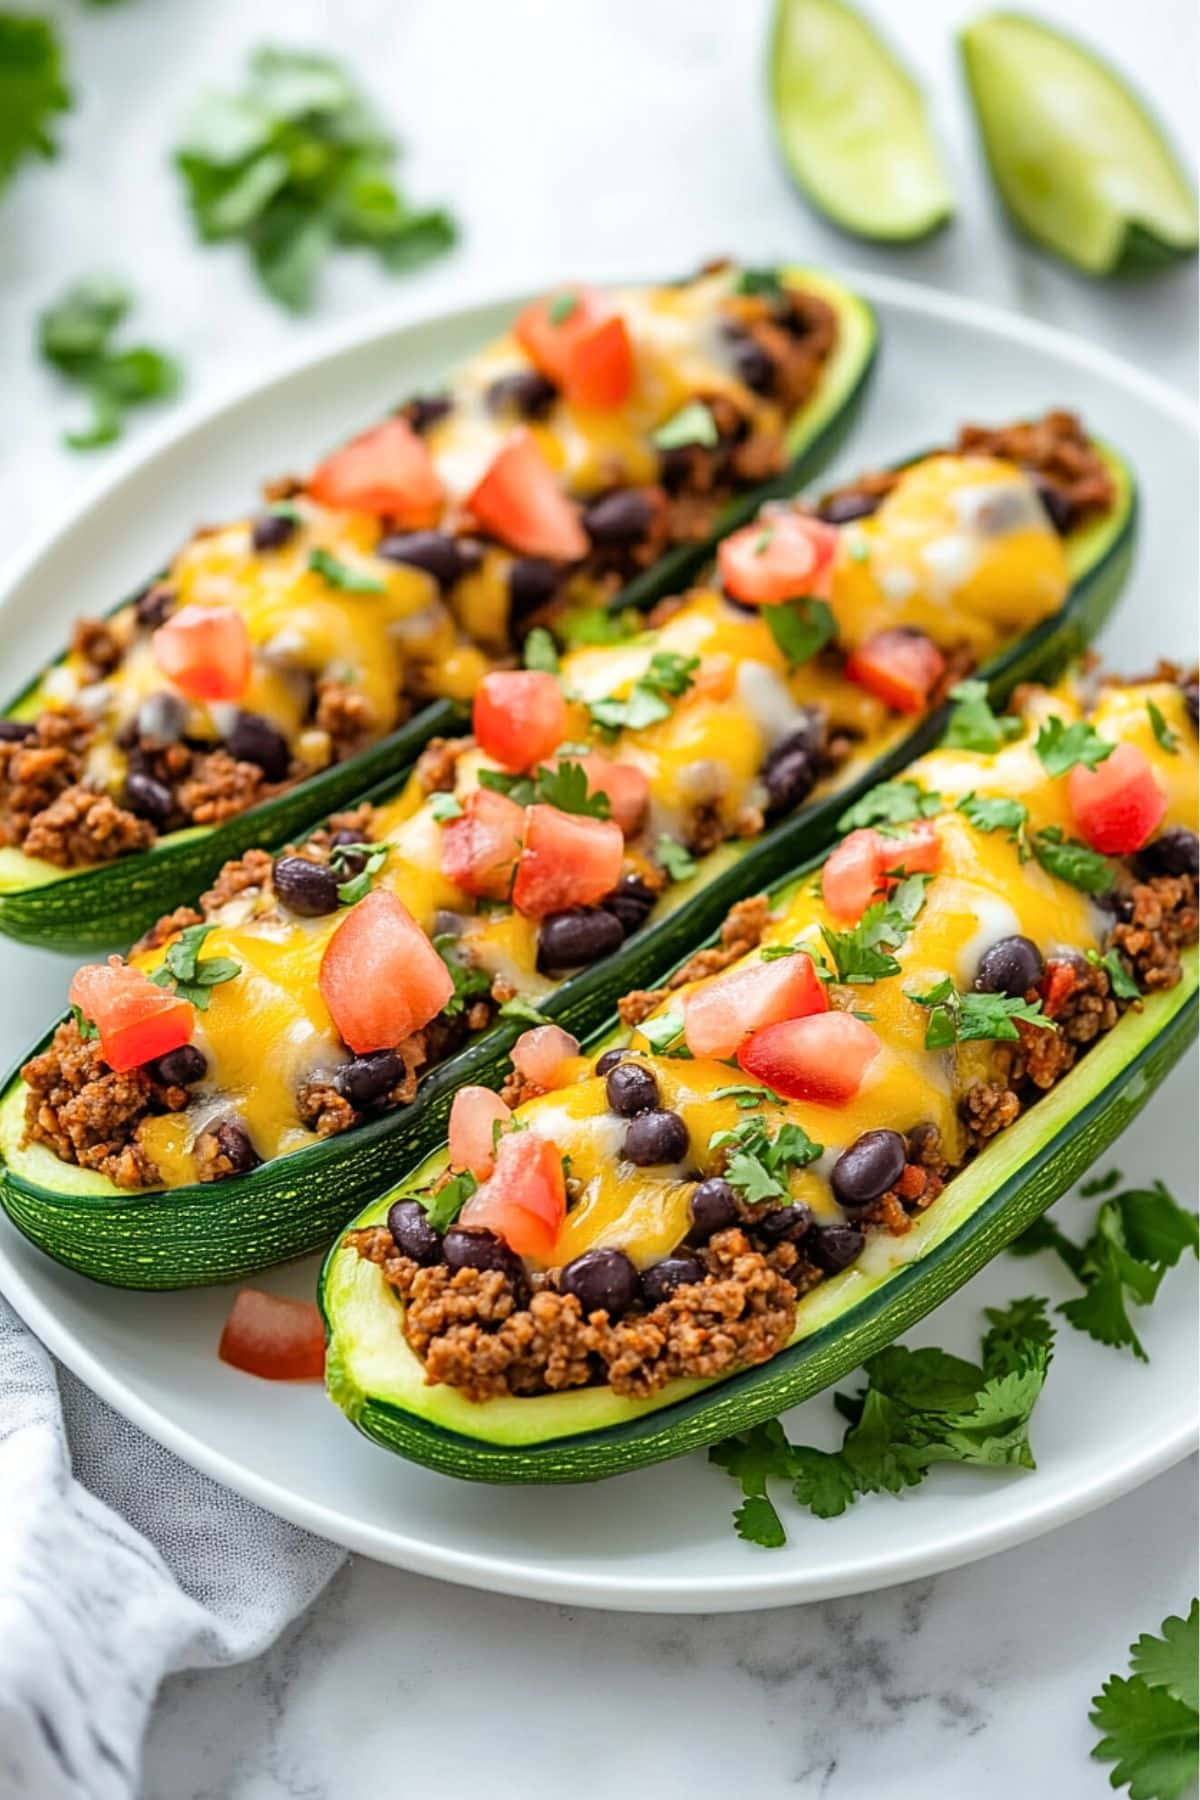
<box><xmin>711</xmin><ymin>1296</ymin><xmax>1055</xmax><ymax>1544</ymax></box>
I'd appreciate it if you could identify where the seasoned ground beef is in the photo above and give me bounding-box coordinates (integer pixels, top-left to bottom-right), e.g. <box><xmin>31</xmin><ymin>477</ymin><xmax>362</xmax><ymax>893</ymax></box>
<box><xmin>70</xmin><ymin>616</ymin><xmax>125</xmax><ymax>680</ymax></box>
<box><xmin>721</xmin><ymin>288</ymin><xmax>839</xmax><ymax>413</ymax></box>
<box><xmin>197</xmin><ymin>847</ymin><xmax>275</xmax><ymax>913</ymax></box>
<box><xmin>21</xmin><ymin>1019</ymin><xmax>161</xmax><ymax>1188</ymax></box>
<box><xmin>415</xmin><ymin>736</ymin><xmax>468</xmax><ymax>795</ymax></box>
<box><xmin>1110</xmin><ymin>873</ymin><xmax>1198</xmax><ymax>991</ymax></box>
<box><xmin>22</xmin><ymin>786</ymin><xmax>153</xmax><ymax>868</ymax></box>
<box><xmin>176</xmin><ymin>751</ymin><xmax>269</xmax><ymax>826</ymax></box>
<box><xmin>315</xmin><ymin>679</ymin><xmax>377</xmax><ymax>757</ymax></box>
<box><xmin>302</xmin><ymin>804</ymin><xmax>378</xmax><ymax>858</ymax></box>
<box><xmin>0</xmin><ymin>709</ymin><xmax>92</xmax><ymax>847</ymax></box>
<box><xmin>130</xmin><ymin>904</ymin><xmax>203</xmax><ymax>958</ymax></box>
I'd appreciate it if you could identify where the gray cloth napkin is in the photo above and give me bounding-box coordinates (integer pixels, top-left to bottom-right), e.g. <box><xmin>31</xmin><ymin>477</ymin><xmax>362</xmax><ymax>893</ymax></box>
<box><xmin>0</xmin><ymin>1295</ymin><xmax>344</xmax><ymax>1800</ymax></box>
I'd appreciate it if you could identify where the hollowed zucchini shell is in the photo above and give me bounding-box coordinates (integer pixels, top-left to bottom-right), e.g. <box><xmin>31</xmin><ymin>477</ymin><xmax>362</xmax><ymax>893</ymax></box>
<box><xmin>0</xmin><ymin>443</ymin><xmax>1136</xmax><ymax>1290</ymax></box>
<box><xmin>319</xmin><ymin>951</ymin><xmax>1196</xmax><ymax>1486</ymax></box>
<box><xmin>0</xmin><ymin>268</ymin><xmax>878</xmax><ymax>955</ymax></box>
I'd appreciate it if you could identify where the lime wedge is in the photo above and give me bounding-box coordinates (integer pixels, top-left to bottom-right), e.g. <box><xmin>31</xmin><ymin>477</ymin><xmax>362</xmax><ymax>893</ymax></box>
<box><xmin>962</xmin><ymin>12</ymin><xmax>1199</xmax><ymax>274</ymax></box>
<box><xmin>768</xmin><ymin>0</ymin><xmax>954</xmax><ymax>242</ymax></box>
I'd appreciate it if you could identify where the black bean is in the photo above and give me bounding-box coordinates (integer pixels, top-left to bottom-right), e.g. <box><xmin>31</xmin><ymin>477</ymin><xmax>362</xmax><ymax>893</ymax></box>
<box><xmin>376</xmin><ymin>530</ymin><xmax>480</xmax><ymax>590</ymax></box>
<box><xmin>762</xmin><ymin>720</ymin><xmax>823</xmax><ymax>817</ymax></box>
<box><xmin>123</xmin><ymin>771</ymin><xmax>173</xmax><ymax>827</ymax></box>
<box><xmin>147</xmin><ymin>1044</ymin><xmax>207</xmax><ymax>1086</ymax></box>
<box><xmin>606</xmin><ymin>1061</ymin><xmax>659</xmax><ymax>1117</ymax></box>
<box><xmin>134</xmin><ymin>584</ymin><xmax>175</xmax><ymax>629</ymax></box>
<box><xmin>755</xmin><ymin>1202</ymin><xmax>812</xmax><ymax>1243</ymax></box>
<box><xmin>602</xmin><ymin>875</ymin><xmax>657</xmax><ymax>938</ymax></box>
<box><xmin>487</xmin><ymin>369</ymin><xmax>558</xmax><ymax>420</ymax></box>
<box><xmin>975</xmin><ymin>935</ymin><xmax>1044</xmax><ymax>999</ymax></box>
<box><xmin>1135</xmin><ymin>827</ymin><xmax>1199</xmax><ymax>880</ymax></box>
<box><xmin>727</xmin><ymin>334</ymin><xmax>775</xmax><ymax>394</ymax></box>
<box><xmin>401</xmin><ymin>393</ymin><xmax>453</xmax><ymax>434</ymax></box>
<box><xmin>809</xmin><ymin>1222</ymin><xmax>865</xmax><ymax>1273</ymax></box>
<box><xmin>583</xmin><ymin>489</ymin><xmax>655</xmax><ymax>548</ymax></box>
<box><xmin>226</xmin><ymin>712</ymin><xmax>291</xmax><ymax>781</ymax></box>
<box><xmin>387</xmin><ymin>1198</ymin><xmax>443</xmax><ymax>1266</ymax></box>
<box><xmin>509</xmin><ymin>557</ymin><xmax>561</xmax><ymax>618</ymax></box>
<box><xmin>624</xmin><ymin>1109</ymin><xmax>689</xmax><ymax>1166</ymax></box>
<box><xmin>658</xmin><ymin>444</ymin><xmax>703</xmax><ymax>492</ymax></box>
<box><xmin>443</xmin><ymin>1226</ymin><xmax>523</xmax><ymax>1287</ymax></box>
<box><xmin>203</xmin><ymin>1118</ymin><xmax>260</xmax><ymax>1177</ymax></box>
<box><xmin>273</xmin><ymin>854</ymin><xmax>340</xmax><ymax>917</ymax></box>
<box><xmin>641</xmin><ymin>1252</ymin><xmax>706</xmax><ymax>1305</ymax></box>
<box><xmin>135</xmin><ymin>692</ymin><xmax>187</xmax><ymax>744</ymax></box>
<box><xmin>0</xmin><ymin>719</ymin><xmax>35</xmax><ymax>742</ymax></box>
<box><xmin>251</xmin><ymin>510</ymin><xmax>298</xmax><ymax>553</ymax></box>
<box><xmin>333</xmin><ymin>1049</ymin><xmax>405</xmax><ymax>1107</ymax></box>
<box><xmin>1032</xmin><ymin>478</ymin><xmax>1078</xmax><ymax>536</ymax></box>
<box><xmin>560</xmin><ymin>1247</ymin><xmax>642</xmax><ymax>1318</ymax></box>
<box><xmin>1183</xmin><ymin>679</ymin><xmax>1198</xmax><ymax>729</ymax></box>
<box><xmin>432</xmin><ymin>908</ymin><xmax>470</xmax><ymax>939</ymax></box>
<box><xmin>594</xmin><ymin>1048</ymin><xmax>626</xmax><ymax>1077</ymax></box>
<box><xmin>831</xmin><ymin>1129</ymin><xmax>907</xmax><ymax>1210</ymax></box>
<box><xmin>816</xmin><ymin>491</ymin><xmax>883</xmax><ymax>526</ymax></box>
<box><xmin>689</xmin><ymin>1176</ymin><xmax>739</xmax><ymax>1242</ymax></box>
<box><xmin>537</xmin><ymin>906</ymin><xmax>624</xmax><ymax>974</ymax></box>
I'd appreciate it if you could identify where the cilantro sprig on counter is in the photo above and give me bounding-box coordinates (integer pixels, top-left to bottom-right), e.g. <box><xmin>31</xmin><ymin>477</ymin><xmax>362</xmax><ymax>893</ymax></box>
<box><xmin>820</xmin><ymin>872</ymin><xmax>928</xmax><ymax>985</ymax></box>
<box><xmin>1011</xmin><ymin>1177</ymin><xmax>1198</xmax><ymax>1360</ymax></box>
<box><xmin>1090</xmin><ymin>1601</ymin><xmax>1199</xmax><ymax>1800</ymax></box>
<box><xmin>942</xmin><ymin>680</ymin><xmax>1023</xmax><ymax>753</ymax></box>
<box><xmin>906</xmin><ymin>977</ymin><xmax>1055</xmax><ymax>1049</ymax></box>
<box><xmin>38</xmin><ymin>277</ymin><xmax>181</xmax><ymax>449</ymax></box>
<box><xmin>1034</xmin><ymin>714</ymin><xmax>1114</xmax><ymax>777</ymax></box>
<box><xmin>707</xmin><ymin>1117</ymin><xmax>822</xmax><ymax>1205</ymax></box>
<box><xmin>174</xmin><ymin>48</ymin><xmax>456</xmax><ymax>311</ymax></box>
<box><xmin>838</xmin><ymin>779</ymin><xmax>942</xmax><ymax>833</ymax></box>
<box><xmin>149</xmin><ymin>924</ymin><xmax>240</xmax><ymax>1010</ymax></box>
<box><xmin>0</xmin><ymin>12</ymin><xmax>69</xmax><ymax>197</ymax></box>
<box><xmin>711</xmin><ymin>1296</ymin><xmax>1055</xmax><ymax>1544</ymax></box>
<box><xmin>588</xmin><ymin>651</ymin><xmax>699</xmax><ymax>737</ymax></box>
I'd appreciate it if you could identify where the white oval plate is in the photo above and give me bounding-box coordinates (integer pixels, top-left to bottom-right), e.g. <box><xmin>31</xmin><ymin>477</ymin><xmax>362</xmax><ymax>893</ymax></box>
<box><xmin>0</xmin><ymin>273</ymin><xmax>1195</xmax><ymax>1613</ymax></box>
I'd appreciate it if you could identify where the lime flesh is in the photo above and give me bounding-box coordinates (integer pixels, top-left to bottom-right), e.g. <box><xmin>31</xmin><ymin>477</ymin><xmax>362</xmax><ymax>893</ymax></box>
<box><xmin>962</xmin><ymin>12</ymin><xmax>1199</xmax><ymax>274</ymax></box>
<box><xmin>769</xmin><ymin>0</ymin><xmax>954</xmax><ymax>242</ymax></box>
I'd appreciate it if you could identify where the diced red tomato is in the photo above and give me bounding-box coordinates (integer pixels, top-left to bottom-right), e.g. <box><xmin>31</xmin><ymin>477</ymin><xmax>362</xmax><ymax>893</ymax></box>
<box><xmin>1041</xmin><ymin>959</ymin><xmax>1079</xmax><ymax>1021</ymax></box>
<box><xmin>439</xmin><ymin>787</ymin><xmax>524</xmax><ymax>900</ymax></box>
<box><xmin>737</xmin><ymin>1011</ymin><xmax>881</xmax><ymax>1106</ymax></box>
<box><xmin>465</xmin><ymin>431</ymin><xmax>588</xmax><ymax>562</ymax></box>
<box><xmin>514</xmin><ymin>286</ymin><xmax>606</xmax><ymax>384</ymax></box>
<box><xmin>69</xmin><ymin>957</ymin><xmax>195</xmax><ymax>1074</ymax></box>
<box><xmin>319</xmin><ymin>889</ymin><xmax>454</xmax><ymax>1055</ymax></box>
<box><xmin>569</xmin><ymin>752</ymin><xmax>650</xmax><ymax>836</ymax></box>
<box><xmin>845</xmin><ymin>629</ymin><xmax>946</xmax><ymax>714</ymax></box>
<box><xmin>822</xmin><ymin>823</ymin><xmax>940</xmax><ymax>922</ymax></box>
<box><xmin>474</xmin><ymin>669</ymin><xmax>567</xmax><ymax>772</ymax></box>
<box><xmin>717</xmin><ymin>511</ymin><xmax>839</xmax><ymax>607</ymax></box>
<box><xmin>448</xmin><ymin>1086</ymin><xmax>512</xmax><ymax>1180</ymax></box>
<box><xmin>511</xmin><ymin>1023</ymin><xmax>580</xmax><ymax>1089</ymax></box>
<box><xmin>1066</xmin><ymin>742</ymin><xmax>1167</xmax><ymax>854</ymax></box>
<box><xmin>512</xmin><ymin>804</ymin><xmax>625</xmax><ymax>918</ymax></box>
<box><xmin>218</xmin><ymin>1289</ymin><xmax>325</xmax><ymax>1381</ymax></box>
<box><xmin>458</xmin><ymin>1128</ymin><xmax>567</xmax><ymax>1259</ymax></box>
<box><xmin>683</xmin><ymin>952</ymin><xmax>828</xmax><ymax>1060</ymax></box>
<box><xmin>308</xmin><ymin>418</ymin><xmax>443</xmax><ymax>526</ymax></box>
<box><xmin>562</xmin><ymin>314</ymin><xmax>635</xmax><ymax>410</ymax></box>
<box><xmin>152</xmin><ymin>603</ymin><xmax>251</xmax><ymax>703</ymax></box>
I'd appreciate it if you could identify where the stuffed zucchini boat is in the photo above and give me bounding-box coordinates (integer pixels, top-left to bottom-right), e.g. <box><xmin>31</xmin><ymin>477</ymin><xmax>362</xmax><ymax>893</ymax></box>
<box><xmin>0</xmin><ymin>262</ymin><xmax>876</xmax><ymax>953</ymax></box>
<box><xmin>323</xmin><ymin>669</ymin><xmax>1198</xmax><ymax>1482</ymax></box>
<box><xmin>0</xmin><ymin>413</ymin><xmax>1133</xmax><ymax>1288</ymax></box>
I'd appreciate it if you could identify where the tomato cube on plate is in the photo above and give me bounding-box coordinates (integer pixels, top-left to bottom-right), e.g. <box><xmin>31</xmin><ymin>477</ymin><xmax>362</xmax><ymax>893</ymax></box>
<box><xmin>219</xmin><ymin>1289</ymin><xmax>326</xmax><ymax>1380</ymax></box>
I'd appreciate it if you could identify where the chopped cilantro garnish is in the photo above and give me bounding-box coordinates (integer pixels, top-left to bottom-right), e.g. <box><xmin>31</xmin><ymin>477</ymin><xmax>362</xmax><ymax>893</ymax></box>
<box><xmin>308</xmin><ymin>548</ymin><xmax>385</xmax><ymax>593</ymax></box>
<box><xmin>1031</xmin><ymin>825</ymin><xmax>1116</xmax><ymax>895</ymax></box>
<box><xmin>497</xmin><ymin>996</ymin><xmax>552</xmax><ymax>1027</ymax></box>
<box><xmin>906</xmin><ymin>977</ymin><xmax>1055</xmax><ymax>1049</ymax></box>
<box><xmin>433</xmin><ymin>933</ymin><xmax>490</xmax><ymax>1019</ymax></box>
<box><xmin>0</xmin><ymin>13</ymin><xmax>70</xmax><ymax>198</ymax></box>
<box><xmin>423</xmin><ymin>1170</ymin><xmax>477</xmax><ymax>1234</ymax></box>
<box><xmin>733</xmin><ymin>267</ymin><xmax>783</xmax><ymax>297</ymax></box>
<box><xmin>330</xmin><ymin>840</ymin><xmax>389</xmax><ymax>904</ymax></box>
<box><xmin>652</xmin><ymin>400</ymin><xmax>718</xmax><ymax>451</ymax></box>
<box><xmin>956</xmin><ymin>790</ymin><xmax>1030</xmax><ymax>857</ymax></box>
<box><xmin>942</xmin><ymin>680</ymin><xmax>1023</xmax><ymax>754</ymax></box>
<box><xmin>429</xmin><ymin>791</ymin><xmax>463</xmax><ymax>822</ymax></box>
<box><xmin>557</xmin><ymin>606</ymin><xmax>639</xmax><ymax>649</ymax></box>
<box><xmin>711</xmin><ymin>1082</ymin><xmax>786</xmax><ymax>1110</ymax></box>
<box><xmin>546</xmin><ymin>291</ymin><xmax>578</xmax><ymax>325</ymax></box>
<box><xmin>820</xmin><ymin>873</ymin><xmax>929</xmax><ymax>985</ymax></box>
<box><xmin>148</xmin><ymin>924</ymin><xmax>240</xmax><ymax>1010</ymax></box>
<box><xmin>751</xmin><ymin>529</ymin><xmax>773</xmax><ymax>555</ymax></box>
<box><xmin>707</xmin><ymin>1117</ymin><xmax>823</xmax><ymax>1205</ymax></box>
<box><xmin>656</xmin><ymin>835</ymin><xmax>697</xmax><ymax>882</ymax></box>
<box><xmin>638</xmin><ymin>1007</ymin><xmax>687</xmax><ymax>1054</ymax></box>
<box><xmin>1147</xmin><ymin>699</ymin><xmax>1180</xmax><ymax>755</ymax></box>
<box><xmin>69</xmin><ymin>1003</ymin><xmax>99</xmax><ymax>1042</ymax></box>
<box><xmin>588</xmin><ymin>651</ymin><xmax>699</xmax><ymax>737</ymax></box>
<box><xmin>480</xmin><ymin>760</ymin><xmax>609</xmax><ymax>819</ymax></box>
<box><xmin>764</xmin><ymin>597</ymin><xmax>836</xmax><ymax>666</ymax></box>
<box><xmin>522</xmin><ymin>626</ymin><xmax>560</xmax><ymax>673</ymax></box>
<box><xmin>838</xmin><ymin>780</ymin><xmax>942</xmax><ymax>833</ymax></box>
<box><xmin>1087</xmin><ymin>947</ymin><xmax>1141</xmax><ymax>1000</ymax></box>
<box><xmin>1081</xmin><ymin>1168</ymin><xmax>1123</xmax><ymax>1197</ymax></box>
<box><xmin>1034</xmin><ymin>714</ymin><xmax>1114</xmax><ymax>777</ymax></box>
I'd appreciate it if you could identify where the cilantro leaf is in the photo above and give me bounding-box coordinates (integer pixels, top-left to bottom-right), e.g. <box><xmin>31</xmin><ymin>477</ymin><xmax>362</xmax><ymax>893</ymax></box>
<box><xmin>588</xmin><ymin>651</ymin><xmax>698</xmax><ymax>737</ymax></box>
<box><xmin>38</xmin><ymin>277</ymin><xmax>181</xmax><ymax>450</ymax></box>
<box><xmin>149</xmin><ymin>924</ymin><xmax>240</xmax><ymax>1011</ymax></box>
<box><xmin>942</xmin><ymin>681</ymin><xmax>1023</xmax><ymax>753</ymax></box>
<box><xmin>838</xmin><ymin>780</ymin><xmax>942</xmax><ymax>833</ymax></box>
<box><xmin>731</xmin><ymin>1493</ymin><xmax>787</xmax><ymax>1547</ymax></box>
<box><xmin>1031</xmin><ymin>825</ymin><xmax>1117</xmax><ymax>895</ymax></box>
<box><xmin>497</xmin><ymin>996</ymin><xmax>552</xmax><ymax>1028</ymax></box>
<box><xmin>1082</xmin><ymin>1169</ymin><xmax>1123</xmax><ymax>1197</ymax></box>
<box><xmin>308</xmin><ymin>548</ymin><xmax>385</xmax><ymax>593</ymax></box>
<box><xmin>0</xmin><ymin>13</ymin><xmax>70</xmax><ymax>195</ymax></box>
<box><xmin>69</xmin><ymin>1003</ymin><xmax>99</xmax><ymax>1042</ymax></box>
<box><xmin>1090</xmin><ymin>1674</ymin><xmax>1198</xmax><ymax>1800</ymax></box>
<box><xmin>423</xmin><ymin>1170</ymin><xmax>477</xmax><ymax>1234</ymax></box>
<box><xmin>820</xmin><ymin>874</ymin><xmax>929</xmax><ymax>985</ymax></box>
<box><xmin>429</xmin><ymin>791</ymin><xmax>462</xmax><ymax>822</ymax></box>
<box><xmin>522</xmin><ymin>627</ymin><xmax>560</xmax><ymax>673</ymax></box>
<box><xmin>656</xmin><ymin>835</ymin><xmax>697</xmax><ymax>882</ymax></box>
<box><xmin>556</xmin><ymin>606</ymin><xmax>639</xmax><ymax>649</ymax></box>
<box><xmin>330</xmin><ymin>840</ymin><xmax>389</xmax><ymax>904</ymax></box>
<box><xmin>1129</xmin><ymin>1602</ymin><xmax>1200</xmax><ymax>1715</ymax></box>
<box><xmin>174</xmin><ymin>48</ymin><xmax>455</xmax><ymax>312</ymax></box>
<box><xmin>1034</xmin><ymin>714</ymin><xmax>1114</xmax><ymax>777</ymax></box>
<box><xmin>637</xmin><ymin>1007</ymin><xmax>686</xmax><ymax>1054</ymax></box>
<box><xmin>434</xmin><ymin>934</ymin><xmax>490</xmax><ymax>1019</ymax></box>
<box><xmin>764</xmin><ymin>597</ymin><xmax>836</xmax><ymax>666</ymax></box>
<box><xmin>708</xmin><ymin>1116</ymin><xmax>823</xmax><ymax>1205</ymax></box>
<box><xmin>789</xmin><ymin>1447</ymin><xmax>858</xmax><ymax>1519</ymax></box>
<box><xmin>478</xmin><ymin>766</ymin><xmax>535</xmax><ymax>807</ymax></box>
<box><xmin>956</xmin><ymin>790</ymin><xmax>1029</xmax><ymax>854</ymax></box>
<box><xmin>1088</xmin><ymin>947</ymin><xmax>1141</xmax><ymax>1000</ymax></box>
<box><xmin>652</xmin><ymin>400</ymin><xmax>717</xmax><ymax>450</ymax></box>
<box><xmin>533</xmin><ymin>760</ymin><xmax>610</xmax><ymax>820</ymax></box>
<box><xmin>1147</xmin><ymin>700</ymin><xmax>1180</xmax><ymax>756</ymax></box>
<box><xmin>906</xmin><ymin>979</ymin><xmax>1056</xmax><ymax>1049</ymax></box>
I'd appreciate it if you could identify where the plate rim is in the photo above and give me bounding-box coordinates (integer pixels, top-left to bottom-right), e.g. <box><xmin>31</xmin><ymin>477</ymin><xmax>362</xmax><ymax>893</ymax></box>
<box><xmin>1</xmin><ymin>266</ymin><xmax>1196</xmax><ymax>1613</ymax></box>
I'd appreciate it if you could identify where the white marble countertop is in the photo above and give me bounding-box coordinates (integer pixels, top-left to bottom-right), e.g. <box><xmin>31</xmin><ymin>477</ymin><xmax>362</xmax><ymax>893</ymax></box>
<box><xmin>1</xmin><ymin>1</ymin><xmax>1196</xmax><ymax>1795</ymax></box>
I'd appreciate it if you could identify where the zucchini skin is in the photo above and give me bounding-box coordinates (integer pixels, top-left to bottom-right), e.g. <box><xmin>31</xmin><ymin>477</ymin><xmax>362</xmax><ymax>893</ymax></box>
<box><xmin>321</xmin><ymin>957</ymin><xmax>1198</xmax><ymax>1485</ymax></box>
<box><xmin>0</xmin><ymin>271</ymin><xmax>879</xmax><ymax>955</ymax></box>
<box><xmin>0</xmin><ymin>444</ymin><xmax>1136</xmax><ymax>1291</ymax></box>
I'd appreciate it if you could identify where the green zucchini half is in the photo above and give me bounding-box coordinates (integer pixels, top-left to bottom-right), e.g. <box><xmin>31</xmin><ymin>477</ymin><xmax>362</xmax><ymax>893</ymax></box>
<box><xmin>0</xmin><ymin>443</ymin><xmax>1135</xmax><ymax>1291</ymax></box>
<box><xmin>321</xmin><ymin>950</ymin><xmax>1197</xmax><ymax>1486</ymax></box>
<box><xmin>0</xmin><ymin>267</ymin><xmax>878</xmax><ymax>956</ymax></box>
